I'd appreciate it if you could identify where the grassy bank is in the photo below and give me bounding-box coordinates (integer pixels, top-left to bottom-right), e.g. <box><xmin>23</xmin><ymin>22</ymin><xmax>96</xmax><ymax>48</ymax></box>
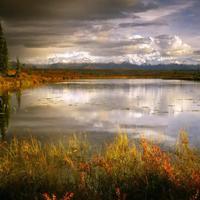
<box><xmin>0</xmin><ymin>70</ymin><xmax>69</xmax><ymax>91</ymax></box>
<box><xmin>0</xmin><ymin>69</ymin><xmax>200</xmax><ymax>91</ymax></box>
<box><xmin>0</xmin><ymin>132</ymin><xmax>199</xmax><ymax>200</ymax></box>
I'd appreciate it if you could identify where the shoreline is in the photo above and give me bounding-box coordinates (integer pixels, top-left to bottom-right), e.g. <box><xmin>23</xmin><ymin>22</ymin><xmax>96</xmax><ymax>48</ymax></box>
<box><xmin>0</xmin><ymin>69</ymin><xmax>199</xmax><ymax>91</ymax></box>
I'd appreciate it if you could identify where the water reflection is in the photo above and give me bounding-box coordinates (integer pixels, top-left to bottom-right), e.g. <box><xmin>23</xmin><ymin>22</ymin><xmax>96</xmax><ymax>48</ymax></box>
<box><xmin>0</xmin><ymin>91</ymin><xmax>10</xmax><ymax>140</ymax></box>
<box><xmin>16</xmin><ymin>90</ymin><xmax>22</xmax><ymax>110</ymax></box>
<box><xmin>3</xmin><ymin>79</ymin><xmax>200</xmax><ymax>146</ymax></box>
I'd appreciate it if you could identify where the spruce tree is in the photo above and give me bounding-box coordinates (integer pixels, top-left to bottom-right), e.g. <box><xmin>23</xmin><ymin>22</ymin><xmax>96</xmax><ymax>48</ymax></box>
<box><xmin>0</xmin><ymin>22</ymin><xmax>8</xmax><ymax>75</ymax></box>
<box><xmin>16</xmin><ymin>57</ymin><xmax>21</xmax><ymax>77</ymax></box>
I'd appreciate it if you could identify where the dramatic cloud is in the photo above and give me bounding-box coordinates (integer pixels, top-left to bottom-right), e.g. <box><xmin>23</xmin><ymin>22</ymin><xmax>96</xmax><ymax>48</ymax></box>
<box><xmin>44</xmin><ymin>34</ymin><xmax>194</xmax><ymax>65</ymax></box>
<box><xmin>0</xmin><ymin>0</ymin><xmax>200</xmax><ymax>65</ymax></box>
<box><xmin>0</xmin><ymin>0</ymin><xmax>154</xmax><ymax>21</ymax></box>
<box><xmin>154</xmin><ymin>35</ymin><xmax>193</xmax><ymax>56</ymax></box>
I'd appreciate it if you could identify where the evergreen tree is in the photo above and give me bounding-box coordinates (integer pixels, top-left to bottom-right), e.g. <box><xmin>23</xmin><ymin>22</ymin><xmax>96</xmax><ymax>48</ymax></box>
<box><xmin>0</xmin><ymin>22</ymin><xmax>8</xmax><ymax>75</ymax></box>
<box><xmin>16</xmin><ymin>57</ymin><xmax>21</xmax><ymax>77</ymax></box>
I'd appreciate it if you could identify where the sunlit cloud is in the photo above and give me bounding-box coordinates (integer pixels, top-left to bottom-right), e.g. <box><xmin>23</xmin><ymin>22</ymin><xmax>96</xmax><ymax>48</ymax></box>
<box><xmin>0</xmin><ymin>0</ymin><xmax>200</xmax><ymax>65</ymax></box>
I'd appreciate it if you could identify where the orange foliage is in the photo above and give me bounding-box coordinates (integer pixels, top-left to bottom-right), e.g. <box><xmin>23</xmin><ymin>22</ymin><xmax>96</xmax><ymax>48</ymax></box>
<box><xmin>43</xmin><ymin>192</ymin><xmax>74</xmax><ymax>200</ymax></box>
<box><xmin>92</xmin><ymin>155</ymin><xmax>112</xmax><ymax>174</ymax></box>
<box><xmin>141</xmin><ymin>138</ymin><xmax>179</xmax><ymax>185</ymax></box>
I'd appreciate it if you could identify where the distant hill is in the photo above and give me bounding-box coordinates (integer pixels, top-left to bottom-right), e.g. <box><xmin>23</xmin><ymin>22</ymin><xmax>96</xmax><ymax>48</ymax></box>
<box><xmin>24</xmin><ymin>62</ymin><xmax>200</xmax><ymax>71</ymax></box>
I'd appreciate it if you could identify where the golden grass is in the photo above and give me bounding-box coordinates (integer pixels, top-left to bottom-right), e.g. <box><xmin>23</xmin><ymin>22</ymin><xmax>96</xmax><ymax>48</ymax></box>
<box><xmin>0</xmin><ymin>69</ymin><xmax>199</xmax><ymax>92</ymax></box>
<box><xmin>0</xmin><ymin>132</ymin><xmax>199</xmax><ymax>200</ymax></box>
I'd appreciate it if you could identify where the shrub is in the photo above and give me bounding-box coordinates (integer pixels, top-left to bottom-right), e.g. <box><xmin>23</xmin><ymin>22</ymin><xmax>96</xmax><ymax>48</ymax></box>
<box><xmin>0</xmin><ymin>133</ymin><xmax>199</xmax><ymax>200</ymax></box>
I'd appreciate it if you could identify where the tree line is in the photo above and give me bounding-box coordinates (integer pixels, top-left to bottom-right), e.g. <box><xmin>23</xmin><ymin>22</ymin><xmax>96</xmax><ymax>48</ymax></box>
<box><xmin>0</xmin><ymin>22</ymin><xmax>21</xmax><ymax>76</ymax></box>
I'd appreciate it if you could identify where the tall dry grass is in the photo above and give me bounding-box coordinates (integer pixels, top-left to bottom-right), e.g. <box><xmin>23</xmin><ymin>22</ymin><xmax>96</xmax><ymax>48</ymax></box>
<box><xmin>0</xmin><ymin>132</ymin><xmax>199</xmax><ymax>200</ymax></box>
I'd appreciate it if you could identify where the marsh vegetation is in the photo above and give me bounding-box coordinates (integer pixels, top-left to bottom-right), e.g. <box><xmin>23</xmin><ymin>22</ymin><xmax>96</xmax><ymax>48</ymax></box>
<box><xmin>0</xmin><ymin>133</ymin><xmax>199</xmax><ymax>200</ymax></box>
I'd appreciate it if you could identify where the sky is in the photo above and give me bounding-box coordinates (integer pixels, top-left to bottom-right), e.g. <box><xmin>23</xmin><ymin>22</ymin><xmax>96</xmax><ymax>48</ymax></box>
<box><xmin>0</xmin><ymin>0</ymin><xmax>200</xmax><ymax>65</ymax></box>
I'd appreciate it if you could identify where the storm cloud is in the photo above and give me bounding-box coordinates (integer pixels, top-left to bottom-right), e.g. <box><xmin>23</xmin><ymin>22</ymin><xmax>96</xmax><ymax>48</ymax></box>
<box><xmin>0</xmin><ymin>0</ymin><xmax>200</xmax><ymax>64</ymax></box>
<box><xmin>0</xmin><ymin>0</ymin><xmax>157</xmax><ymax>21</ymax></box>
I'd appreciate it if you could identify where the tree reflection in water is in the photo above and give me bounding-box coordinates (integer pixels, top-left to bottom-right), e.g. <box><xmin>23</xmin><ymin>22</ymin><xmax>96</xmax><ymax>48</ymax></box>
<box><xmin>0</xmin><ymin>91</ymin><xmax>10</xmax><ymax>140</ymax></box>
<box><xmin>16</xmin><ymin>90</ymin><xmax>21</xmax><ymax>110</ymax></box>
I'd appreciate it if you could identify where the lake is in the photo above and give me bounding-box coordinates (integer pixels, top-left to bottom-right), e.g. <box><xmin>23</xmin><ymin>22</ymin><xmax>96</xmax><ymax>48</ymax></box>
<box><xmin>1</xmin><ymin>79</ymin><xmax>200</xmax><ymax>147</ymax></box>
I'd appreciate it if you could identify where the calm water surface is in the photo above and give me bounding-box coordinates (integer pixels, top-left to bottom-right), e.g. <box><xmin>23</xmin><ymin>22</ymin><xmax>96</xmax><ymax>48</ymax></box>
<box><xmin>1</xmin><ymin>79</ymin><xmax>200</xmax><ymax>146</ymax></box>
